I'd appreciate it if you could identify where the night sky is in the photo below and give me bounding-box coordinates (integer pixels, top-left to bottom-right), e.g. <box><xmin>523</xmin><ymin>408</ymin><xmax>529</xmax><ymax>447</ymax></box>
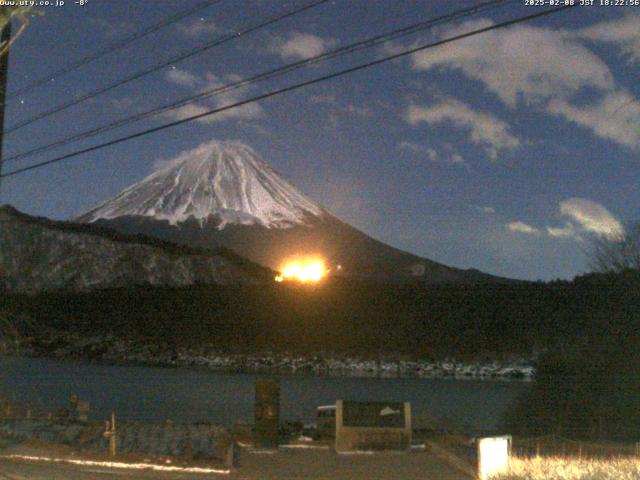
<box><xmin>1</xmin><ymin>0</ymin><xmax>638</xmax><ymax>281</ymax></box>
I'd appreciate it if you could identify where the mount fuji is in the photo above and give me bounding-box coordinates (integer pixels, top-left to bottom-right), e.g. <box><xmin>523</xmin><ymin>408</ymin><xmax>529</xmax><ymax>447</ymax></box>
<box><xmin>78</xmin><ymin>140</ymin><xmax>503</xmax><ymax>283</ymax></box>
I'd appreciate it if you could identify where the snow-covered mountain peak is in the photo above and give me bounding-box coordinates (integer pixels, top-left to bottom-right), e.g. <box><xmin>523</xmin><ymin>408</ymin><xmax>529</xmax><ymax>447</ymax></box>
<box><xmin>79</xmin><ymin>140</ymin><xmax>325</xmax><ymax>229</ymax></box>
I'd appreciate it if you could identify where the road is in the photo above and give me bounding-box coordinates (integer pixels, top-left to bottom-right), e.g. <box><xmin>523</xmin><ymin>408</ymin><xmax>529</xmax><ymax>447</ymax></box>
<box><xmin>0</xmin><ymin>448</ymin><xmax>470</xmax><ymax>480</ymax></box>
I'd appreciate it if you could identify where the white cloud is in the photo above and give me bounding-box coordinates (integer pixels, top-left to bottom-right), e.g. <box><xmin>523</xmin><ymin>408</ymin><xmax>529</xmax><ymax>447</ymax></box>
<box><xmin>161</xmin><ymin>103</ymin><xmax>211</xmax><ymax>122</ymax></box>
<box><xmin>507</xmin><ymin>221</ymin><xmax>540</xmax><ymax>235</ymax></box>
<box><xmin>270</xmin><ymin>32</ymin><xmax>334</xmax><ymax>61</ymax></box>
<box><xmin>506</xmin><ymin>199</ymin><xmax>623</xmax><ymax>243</ymax></box>
<box><xmin>177</xmin><ymin>17</ymin><xmax>222</xmax><ymax>38</ymax></box>
<box><xmin>162</xmin><ymin>69</ymin><xmax>264</xmax><ymax>124</ymax></box>
<box><xmin>573</xmin><ymin>15</ymin><xmax>640</xmax><ymax>65</ymax></box>
<box><xmin>559</xmin><ymin>197</ymin><xmax>624</xmax><ymax>240</ymax></box>
<box><xmin>398</xmin><ymin>141</ymin><xmax>438</xmax><ymax>161</ymax></box>
<box><xmin>546</xmin><ymin>223</ymin><xmax>577</xmax><ymax>239</ymax></box>
<box><xmin>404</xmin><ymin>17</ymin><xmax>640</xmax><ymax>149</ymax></box>
<box><xmin>310</xmin><ymin>94</ymin><xmax>372</xmax><ymax>119</ymax></box>
<box><xmin>547</xmin><ymin>91</ymin><xmax>640</xmax><ymax>150</ymax></box>
<box><xmin>410</xmin><ymin>19</ymin><xmax>613</xmax><ymax>107</ymax></box>
<box><xmin>398</xmin><ymin>141</ymin><xmax>466</xmax><ymax>166</ymax></box>
<box><xmin>344</xmin><ymin>103</ymin><xmax>373</xmax><ymax>118</ymax></box>
<box><xmin>166</xmin><ymin>68</ymin><xmax>200</xmax><ymax>88</ymax></box>
<box><xmin>450</xmin><ymin>153</ymin><xmax>465</xmax><ymax>165</ymax></box>
<box><xmin>88</xmin><ymin>18</ymin><xmax>135</xmax><ymax>39</ymax></box>
<box><xmin>480</xmin><ymin>206</ymin><xmax>495</xmax><ymax>214</ymax></box>
<box><xmin>406</xmin><ymin>99</ymin><xmax>520</xmax><ymax>160</ymax></box>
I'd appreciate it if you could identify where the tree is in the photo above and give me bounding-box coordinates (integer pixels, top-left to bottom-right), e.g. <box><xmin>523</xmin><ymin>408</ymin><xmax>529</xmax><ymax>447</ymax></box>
<box><xmin>589</xmin><ymin>223</ymin><xmax>640</xmax><ymax>273</ymax></box>
<box><xmin>0</xmin><ymin>6</ymin><xmax>39</xmax><ymax>57</ymax></box>
<box><xmin>0</xmin><ymin>308</ymin><xmax>36</xmax><ymax>356</ymax></box>
<box><xmin>504</xmin><ymin>307</ymin><xmax>640</xmax><ymax>442</ymax></box>
<box><xmin>0</xmin><ymin>309</ymin><xmax>19</xmax><ymax>355</ymax></box>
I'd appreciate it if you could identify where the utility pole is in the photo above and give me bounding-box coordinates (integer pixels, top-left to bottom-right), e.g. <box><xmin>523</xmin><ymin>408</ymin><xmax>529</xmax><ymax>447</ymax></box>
<box><xmin>0</xmin><ymin>7</ymin><xmax>11</xmax><ymax>201</ymax></box>
<box><xmin>104</xmin><ymin>412</ymin><xmax>117</xmax><ymax>457</ymax></box>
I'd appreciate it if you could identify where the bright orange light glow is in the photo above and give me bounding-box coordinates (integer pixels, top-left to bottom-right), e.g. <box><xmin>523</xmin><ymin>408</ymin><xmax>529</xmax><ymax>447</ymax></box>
<box><xmin>275</xmin><ymin>258</ymin><xmax>327</xmax><ymax>283</ymax></box>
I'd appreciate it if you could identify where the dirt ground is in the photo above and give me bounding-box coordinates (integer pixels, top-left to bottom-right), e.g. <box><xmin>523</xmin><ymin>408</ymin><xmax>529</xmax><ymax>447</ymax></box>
<box><xmin>0</xmin><ymin>446</ymin><xmax>469</xmax><ymax>480</ymax></box>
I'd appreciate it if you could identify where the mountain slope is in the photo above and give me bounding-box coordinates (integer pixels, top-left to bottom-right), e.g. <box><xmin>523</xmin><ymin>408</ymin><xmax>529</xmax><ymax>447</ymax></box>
<box><xmin>0</xmin><ymin>205</ymin><xmax>272</xmax><ymax>293</ymax></box>
<box><xmin>78</xmin><ymin>140</ymin><xmax>506</xmax><ymax>283</ymax></box>
<box><xmin>79</xmin><ymin>140</ymin><xmax>325</xmax><ymax>229</ymax></box>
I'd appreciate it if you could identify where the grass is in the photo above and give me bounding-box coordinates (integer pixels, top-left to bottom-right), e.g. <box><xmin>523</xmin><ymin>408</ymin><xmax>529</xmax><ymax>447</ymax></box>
<box><xmin>498</xmin><ymin>456</ymin><xmax>640</xmax><ymax>480</ymax></box>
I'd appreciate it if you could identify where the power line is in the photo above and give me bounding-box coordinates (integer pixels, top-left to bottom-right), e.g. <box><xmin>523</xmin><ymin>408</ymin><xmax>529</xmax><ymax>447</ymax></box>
<box><xmin>7</xmin><ymin>0</ymin><xmax>225</xmax><ymax>101</ymax></box>
<box><xmin>4</xmin><ymin>0</ymin><xmax>331</xmax><ymax>134</ymax></box>
<box><xmin>1</xmin><ymin>5</ymin><xmax>575</xmax><ymax>180</ymax></box>
<box><xmin>3</xmin><ymin>0</ymin><xmax>515</xmax><ymax>165</ymax></box>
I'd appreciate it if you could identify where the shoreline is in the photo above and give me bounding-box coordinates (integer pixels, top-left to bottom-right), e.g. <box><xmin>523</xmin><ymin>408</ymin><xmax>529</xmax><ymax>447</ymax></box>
<box><xmin>13</xmin><ymin>332</ymin><xmax>536</xmax><ymax>381</ymax></box>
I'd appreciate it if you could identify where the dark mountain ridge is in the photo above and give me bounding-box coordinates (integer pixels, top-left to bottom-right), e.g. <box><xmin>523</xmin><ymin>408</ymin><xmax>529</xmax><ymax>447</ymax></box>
<box><xmin>0</xmin><ymin>205</ymin><xmax>272</xmax><ymax>293</ymax></box>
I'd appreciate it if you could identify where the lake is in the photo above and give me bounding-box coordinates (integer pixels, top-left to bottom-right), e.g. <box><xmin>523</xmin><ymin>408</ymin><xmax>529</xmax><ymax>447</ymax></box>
<box><xmin>0</xmin><ymin>357</ymin><xmax>530</xmax><ymax>433</ymax></box>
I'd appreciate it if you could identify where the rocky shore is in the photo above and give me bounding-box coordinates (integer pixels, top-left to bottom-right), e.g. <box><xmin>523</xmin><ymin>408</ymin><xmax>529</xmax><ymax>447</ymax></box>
<box><xmin>18</xmin><ymin>331</ymin><xmax>536</xmax><ymax>380</ymax></box>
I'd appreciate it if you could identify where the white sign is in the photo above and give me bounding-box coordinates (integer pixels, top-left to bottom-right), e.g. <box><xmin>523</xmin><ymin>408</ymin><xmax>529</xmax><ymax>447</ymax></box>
<box><xmin>478</xmin><ymin>436</ymin><xmax>510</xmax><ymax>480</ymax></box>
